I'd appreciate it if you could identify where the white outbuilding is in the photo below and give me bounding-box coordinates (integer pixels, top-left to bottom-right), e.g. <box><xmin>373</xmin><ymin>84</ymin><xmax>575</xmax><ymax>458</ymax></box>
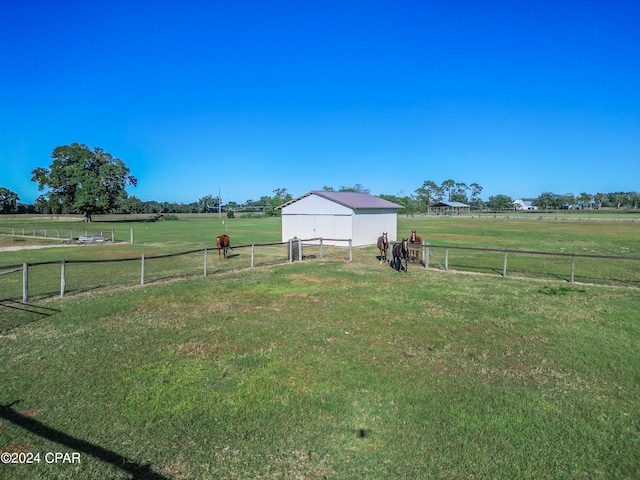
<box><xmin>277</xmin><ymin>190</ymin><xmax>404</xmax><ymax>246</ymax></box>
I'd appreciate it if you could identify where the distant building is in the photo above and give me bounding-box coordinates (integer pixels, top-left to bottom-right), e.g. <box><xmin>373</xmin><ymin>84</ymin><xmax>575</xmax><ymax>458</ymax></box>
<box><xmin>277</xmin><ymin>190</ymin><xmax>403</xmax><ymax>246</ymax></box>
<box><xmin>429</xmin><ymin>201</ymin><xmax>471</xmax><ymax>215</ymax></box>
<box><xmin>513</xmin><ymin>200</ymin><xmax>538</xmax><ymax>211</ymax></box>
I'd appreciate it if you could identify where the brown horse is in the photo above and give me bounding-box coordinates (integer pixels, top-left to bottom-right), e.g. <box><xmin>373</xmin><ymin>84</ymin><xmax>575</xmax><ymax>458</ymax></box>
<box><xmin>392</xmin><ymin>238</ymin><xmax>409</xmax><ymax>272</ymax></box>
<box><xmin>216</xmin><ymin>234</ymin><xmax>230</xmax><ymax>259</ymax></box>
<box><xmin>409</xmin><ymin>230</ymin><xmax>422</xmax><ymax>262</ymax></box>
<box><xmin>377</xmin><ymin>232</ymin><xmax>389</xmax><ymax>264</ymax></box>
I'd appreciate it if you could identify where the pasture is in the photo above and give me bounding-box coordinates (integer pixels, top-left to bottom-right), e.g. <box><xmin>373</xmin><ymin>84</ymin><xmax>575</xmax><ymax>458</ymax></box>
<box><xmin>1</xmin><ymin>215</ymin><xmax>639</xmax><ymax>479</ymax></box>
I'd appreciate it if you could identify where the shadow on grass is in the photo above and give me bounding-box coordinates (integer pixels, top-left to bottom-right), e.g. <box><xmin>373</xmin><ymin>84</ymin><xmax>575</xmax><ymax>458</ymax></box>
<box><xmin>0</xmin><ymin>301</ymin><xmax>60</xmax><ymax>333</ymax></box>
<box><xmin>0</xmin><ymin>402</ymin><xmax>169</xmax><ymax>480</ymax></box>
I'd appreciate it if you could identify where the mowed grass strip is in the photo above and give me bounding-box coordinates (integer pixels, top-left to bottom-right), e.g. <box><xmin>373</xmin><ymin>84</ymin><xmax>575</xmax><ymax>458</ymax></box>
<box><xmin>1</xmin><ymin>252</ymin><xmax>638</xmax><ymax>479</ymax></box>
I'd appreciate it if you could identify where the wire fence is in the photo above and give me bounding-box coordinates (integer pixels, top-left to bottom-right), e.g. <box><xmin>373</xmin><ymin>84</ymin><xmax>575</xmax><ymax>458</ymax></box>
<box><xmin>0</xmin><ymin>238</ymin><xmax>353</xmax><ymax>303</ymax></box>
<box><xmin>418</xmin><ymin>242</ymin><xmax>640</xmax><ymax>288</ymax></box>
<box><xmin>0</xmin><ymin>225</ymin><xmax>116</xmax><ymax>241</ymax></box>
<box><xmin>2</xmin><ymin>237</ymin><xmax>639</xmax><ymax>304</ymax></box>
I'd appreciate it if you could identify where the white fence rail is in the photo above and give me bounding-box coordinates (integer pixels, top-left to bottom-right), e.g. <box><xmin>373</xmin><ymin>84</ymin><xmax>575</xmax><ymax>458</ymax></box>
<box><xmin>0</xmin><ymin>225</ymin><xmax>116</xmax><ymax>242</ymax></box>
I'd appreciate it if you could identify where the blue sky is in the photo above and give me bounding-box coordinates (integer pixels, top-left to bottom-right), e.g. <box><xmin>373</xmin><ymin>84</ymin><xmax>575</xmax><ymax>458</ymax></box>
<box><xmin>1</xmin><ymin>0</ymin><xmax>638</xmax><ymax>204</ymax></box>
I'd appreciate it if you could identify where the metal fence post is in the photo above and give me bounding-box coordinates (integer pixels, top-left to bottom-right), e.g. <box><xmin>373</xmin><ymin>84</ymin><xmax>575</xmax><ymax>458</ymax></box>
<box><xmin>571</xmin><ymin>253</ymin><xmax>575</xmax><ymax>283</ymax></box>
<box><xmin>204</xmin><ymin>248</ymin><xmax>208</xmax><ymax>276</ymax></box>
<box><xmin>141</xmin><ymin>253</ymin><xmax>145</xmax><ymax>286</ymax></box>
<box><xmin>22</xmin><ymin>263</ymin><xmax>28</xmax><ymax>303</ymax></box>
<box><xmin>503</xmin><ymin>250</ymin><xmax>508</xmax><ymax>277</ymax></box>
<box><xmin>60</xmin><ymin>260</ymin><xmax>66</xmax><ymax>298</ymax></box>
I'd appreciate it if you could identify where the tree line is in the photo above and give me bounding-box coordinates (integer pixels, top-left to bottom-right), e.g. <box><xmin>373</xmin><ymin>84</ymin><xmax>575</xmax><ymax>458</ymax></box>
<box><xmin>1</xmin><ymin>144</ymin><xmax>638</xmax><ymax>218</ymax></box>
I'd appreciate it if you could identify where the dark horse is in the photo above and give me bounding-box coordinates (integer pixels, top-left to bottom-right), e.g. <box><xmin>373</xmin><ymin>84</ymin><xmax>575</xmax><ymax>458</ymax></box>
<box><xmin>409</xmin><ymin>230</ymin><xmax>422</xmax><ymax>262</ymax></box>
<box><xmin>216</xmin><ymin>234</ymin><xmax>230</xmax><ymax>259</ymax></box>
<box><xmin>392</xmin><ymin>238</ymin><xmax>409</xmax><ymax>272</ymax></box>
<box><xmin>377</xmin><ymin>232</ymin><xmax>389</xmax><ymax>264</ymax></box>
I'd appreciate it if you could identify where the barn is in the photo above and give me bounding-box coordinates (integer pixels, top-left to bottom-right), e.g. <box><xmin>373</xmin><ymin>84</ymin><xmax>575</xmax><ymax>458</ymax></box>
<box><xmin>429</xmin><ymin>201</ymin><xmax>471</xmax><ymax>215</ymax></box>
<box><xmin>277</xmin><ymin>191</ymin><xmax>404</xmax><ymax>246</ymax></box>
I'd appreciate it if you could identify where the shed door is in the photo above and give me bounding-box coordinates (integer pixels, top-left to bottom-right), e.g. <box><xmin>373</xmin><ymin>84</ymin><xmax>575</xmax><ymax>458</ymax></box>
<box><xmin>334</xmin><ymin>215</ymin><xmax>351</xmax><ymax>241</ymax></box>
<box><xmin>314</xmin><ymin>215</ymin><xmax>335</xmax><ymax>239</ymax></box>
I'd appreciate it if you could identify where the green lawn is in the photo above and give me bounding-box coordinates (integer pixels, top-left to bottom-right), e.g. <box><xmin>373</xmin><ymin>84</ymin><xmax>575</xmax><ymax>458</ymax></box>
<box><xmin>1</xmin><ymin>215</ymin><xmax>638</xmax><ymax>300</ymax></box>
<box><xmin>1</xmin><ymin>251</ymin><xmax>639</xmax><ymax>479</ymax></box>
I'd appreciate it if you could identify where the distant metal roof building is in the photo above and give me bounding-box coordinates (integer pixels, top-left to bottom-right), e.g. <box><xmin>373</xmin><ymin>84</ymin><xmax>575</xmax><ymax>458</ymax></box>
<box><xmin>431</xmin><ymin>201</ymin><xmax>469</xmax><ymax>208</ymax></box>
<box><xmin>429</xmin><ymin>201</ymin><xmax>471</xmax><ymax>215</ymax></box>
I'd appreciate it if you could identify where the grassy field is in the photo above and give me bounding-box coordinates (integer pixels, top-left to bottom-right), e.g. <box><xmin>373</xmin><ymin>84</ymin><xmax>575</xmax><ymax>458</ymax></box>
<box><xmin>1</xmin><ymin>215</ymin><xmax>639</xmax><ymax>479</ymax></box>
<box><xmin>1</xmin><ymin>215</ymin><xmax>638</xmax><ymax>299</ymax></box>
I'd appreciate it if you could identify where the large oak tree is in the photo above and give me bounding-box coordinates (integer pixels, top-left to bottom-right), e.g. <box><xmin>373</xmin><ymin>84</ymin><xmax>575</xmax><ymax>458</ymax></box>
<box><xmin>0</xmin><ymin>187</ymin><xmax>19</xmax><ymax>214</ymax></box>
<box><xmin>31</xmin><ymin>143</ymin><xmax>137</xmax><ymax>221</ymax></box>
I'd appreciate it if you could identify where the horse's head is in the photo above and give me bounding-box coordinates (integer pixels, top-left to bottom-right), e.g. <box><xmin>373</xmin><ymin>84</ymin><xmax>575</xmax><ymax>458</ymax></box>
<box><xmin>411</xmin><ymin>230</ymin><xmax>417</xmax><ymax>242</ymax></box>
<box><xmin>402</xmin><ymin>238</ymin><xmax>409</xmax><ymax>253</ymax></box>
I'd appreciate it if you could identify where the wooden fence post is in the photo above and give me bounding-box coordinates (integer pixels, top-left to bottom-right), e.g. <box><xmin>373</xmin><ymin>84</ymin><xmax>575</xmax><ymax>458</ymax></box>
<box><xmin>298</xmin><ymin>239</ymin><xmax>303</xmax><ymax>262</ymax></box>
<box><xmin>503</xmin><ymin>250</ymin><xmax>508</xmax><ymax>277</ymax></box>
<box><xmin>349</xmin><ymin>239</ymin><xmax>353</xmax><ymax>262</ymax></box>
<box><xmin>22</xmin><ymin>263</ymin><xmax>28</xmax><ymax>303</ymax></box>
<box><xmin>445</xmin><ymin>247</ymin><xmax>449</xmax><ymax>271</ymax></box>
<box><xmin>130</xmin><ymin>228</ymin><xmax>134</xmax><ymax>244</ymax></box>
<box><xmin>251</xmin><ymin>244</ymin><xmax>255</xmax><ymax>268</ymax></box>
<box><xmin>141</xmin><ymin>253</ymin><xmax>145</xmax><ymax>286</ymax></box>
<box><xmin>320</xmin><ymin>238</ymin><xmax>324</xmax><ymax>258</ymax></box>
<box><xmin>204</xmin><ymin>248</ymin><xmax>208</xmax><ymax>276</ymax></box>
<box><xmin>60</xmin><ymin>260</ymin><xmax>66</xmax><ymax>298</ymax></box>
<box><xmin>571</xmin><ymin>253</ymin><xmax>575</xmax><ymax>283</ymax></box>
<box><xmin>289</xmin><ymin>238</ymin><xmax>293</xmax><ymax>262</ymax></box>
<box><xmin>423</xmin><ymin>240</ymin><xmax>428</xmax><ymax>268</ymax></box>
<box><xmin>111</xmin><ymin>229</ymin><xmax>115</xmax><ymax>242</ymax></box>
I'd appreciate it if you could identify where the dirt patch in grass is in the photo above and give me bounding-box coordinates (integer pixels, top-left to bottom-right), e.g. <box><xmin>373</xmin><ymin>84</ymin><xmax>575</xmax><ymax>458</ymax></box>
<box><xmin>285</xmin><ymin>273</ymin><xmax>330</xmax><ymax>284</ymax></box>
<box><xmin>19</xmin><ymin>408</ymin><xmax>43</xmax><ymax>418</ymax></box>
<box><xmin>177</xmin><ymin>341</ymin><xmax>215</xmax><ymax>358</ymax></box>
<box><xmin>159</xmin><ymin>458</ymin><xmax>191</xmax><ymax>479</ymax></box>
<box><xmin>1</xmin><ymin>442</ymin><xmax>30</xmax><ymax>454</ymax></box>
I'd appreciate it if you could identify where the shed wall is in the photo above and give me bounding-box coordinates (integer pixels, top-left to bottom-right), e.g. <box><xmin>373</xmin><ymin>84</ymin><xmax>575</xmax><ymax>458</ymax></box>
<box><xmin>281</xmin><ymin>214</ymin><xmax>352</xmax><ymax>245</ymax></box>
<box><xmin>280</xmin><ymin>194</ymin><xmax>398</xmax><ymax>247</ymax></box>
<box><xmin>352</xmin><ymin>210</ymin><xmax>398</xmax><ymax>245</ymax></box>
